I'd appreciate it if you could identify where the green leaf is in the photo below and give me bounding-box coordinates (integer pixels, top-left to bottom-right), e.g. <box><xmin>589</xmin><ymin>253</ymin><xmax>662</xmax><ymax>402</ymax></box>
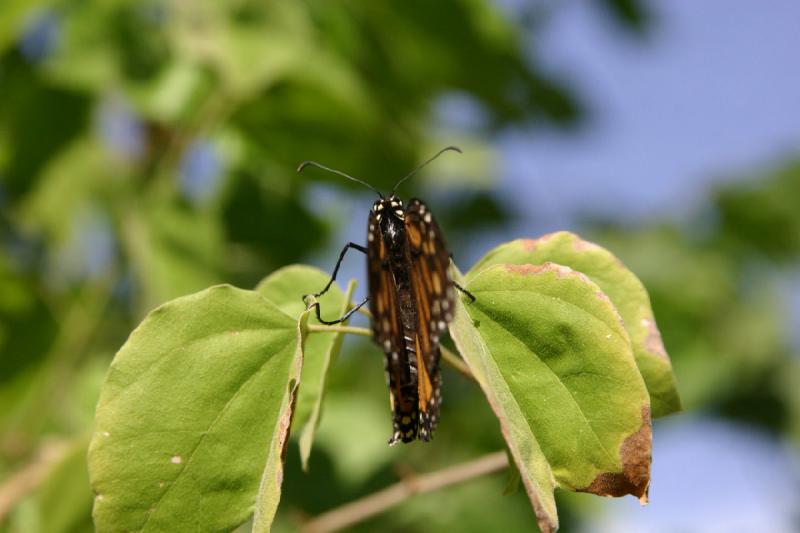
<box><xmin>255</xmin><ymin>265</ymin><xmax>356</xmax><ymax>470</ymax></box>
<box><xmin>124</xmin><ymin>199</ymin><xmax>224</xmax><ymax>314</ymax></box>
<box><xmin>88</xmin><ymin>285</ymin><xmax>299</xmax><ymax>532</ymax></box>
<box><xmin>253</xmin><ymin>309</ymin><xmax>309</xmax><ymax>533</ymax></box>
<box><xmin>468</xmin><ymin>232</ymin><xmax>681</xmax><ymax>417</ymax></box>
<box><xmin>449</xmin><ymin>263</ymin><xmax>652</xmax><ymax>533</ymax></box>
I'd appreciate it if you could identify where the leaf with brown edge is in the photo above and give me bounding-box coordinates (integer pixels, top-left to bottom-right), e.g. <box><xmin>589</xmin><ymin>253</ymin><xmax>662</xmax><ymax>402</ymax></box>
<box><xmin>252</xmin><ymin>309</ymin><xmax>309</xmax><ymax>532</ymax></box>
<box><xmin>578</xmin><ymin>405</ymin><xmax>651</xmax><ymax>503</ymax></box>
<box><xmin>255</xmin><ymin>265</ymin><xmax>355</xmax><ymax>471</ymax></box>
<box><xmin>468</xmin><ymin>231</ymin><xmax>681</xmax><ymax>418</ymax></box>
<box><xmin>449</xmin><ymin>263</ymin><xmax>652</xmax><ymax>531</ymax></box>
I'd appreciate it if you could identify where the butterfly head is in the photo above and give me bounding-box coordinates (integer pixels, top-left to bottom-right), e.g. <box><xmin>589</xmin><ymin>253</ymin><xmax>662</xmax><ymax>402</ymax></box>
<box><xmin>372</xmin><ymin>195</ymin><xmax>405</xmax><ymax>223</ymax></box>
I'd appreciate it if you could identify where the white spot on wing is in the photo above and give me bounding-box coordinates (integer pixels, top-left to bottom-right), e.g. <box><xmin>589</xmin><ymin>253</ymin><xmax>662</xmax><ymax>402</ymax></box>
<box><xmin>171</xmin><ymin>455</ymin><xmax>182</xmax><ymax>464</ymax></box>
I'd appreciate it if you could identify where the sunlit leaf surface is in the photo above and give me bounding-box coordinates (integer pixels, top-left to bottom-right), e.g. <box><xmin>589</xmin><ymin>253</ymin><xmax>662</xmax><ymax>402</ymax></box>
<box><xmin>89</xmin><ymin>285</ymin><xmax>299</xmax><ymax>532</ymax></box>
<box><xmin>469</xmin><ymin>232</ymin><xmax>680</xmax><ymax>417</ymax></box>
<box><xmin>450</xmin><ymin>263</ymin><xmax>652</xmax><ymax>532</ymax></box>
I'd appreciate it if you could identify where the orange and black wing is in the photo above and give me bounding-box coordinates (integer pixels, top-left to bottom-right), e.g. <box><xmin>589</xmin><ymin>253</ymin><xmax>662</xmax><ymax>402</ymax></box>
<box><xmin>366</xmin><ymin>211</ymin><xmax>419</xmax><ymax>444</ymax></box>
<box><xmin>404</xmin><ymin>198</ymin><xmax>455</xmax><ymax>441</ymax></box>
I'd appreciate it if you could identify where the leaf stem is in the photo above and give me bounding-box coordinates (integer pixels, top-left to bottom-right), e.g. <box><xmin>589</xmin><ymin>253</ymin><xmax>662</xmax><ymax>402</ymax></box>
<box><xmin>306</xmin><ymin>325</ymin><xmax>475</xmax><ymax>381</ymax></box>
<box><xmin>306</xmin><ymin>324</ymin><xmax>372</xmax><ymax>337</ymax></box>
<box><xmin>301</xmin><ymin>451</ymin><xmax>508</xmax><ymax>533</ymax></box>
<box><xmin>0</xmin><ymin>440</ymin><xmax>71</xmax><ymax>520</ymax></box>
<box><xmin>440</xmin><ymin>346</ymin><xmax>475</xmax><ymax>381</ymax></box>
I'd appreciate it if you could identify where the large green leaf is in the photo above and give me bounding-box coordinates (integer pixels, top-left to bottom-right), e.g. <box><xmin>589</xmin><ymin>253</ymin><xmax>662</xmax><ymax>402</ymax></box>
<box><xmin>450</xmin><ymin>263</ymin><xmax>652</xmax><ymax>533</ymax></box>
<box><xmin>255</xmin><ymin>265</ymin><xmax>356</xmax><ymax>470</ymax></box>
<box><xmin>468</xmin><ymin>232</ymin><xmax>680</xmax><ymax>417</ymax></box>
<box><xmin>88</xmin><ymin>285</ymin><xmax>300</xmax><ymax>532</ymax></box>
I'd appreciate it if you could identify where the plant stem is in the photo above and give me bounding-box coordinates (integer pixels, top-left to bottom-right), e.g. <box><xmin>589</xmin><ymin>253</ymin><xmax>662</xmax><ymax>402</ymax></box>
<box><xmin>440</xmin><ymin>346</ymin><xmax>475</xmax><ymax>381</ymax></box>
<box><xmin>306</xmin><ymin>324</ymin><xmax>371</xmax><ymax>337</ymax></box>
<box><xmin>0</xmin><ymin>440</ymin><xmax>71</xmax><ymax>520</ymax></box>
<box><xmin>301</xmin><ymin>451</ymin><xmax>508</xmax><ymax>533</ymax></box>
<box><xmin>306</xmin><ymin>325</ymin><xmax>475</xmax><ymax>380</ymax></box>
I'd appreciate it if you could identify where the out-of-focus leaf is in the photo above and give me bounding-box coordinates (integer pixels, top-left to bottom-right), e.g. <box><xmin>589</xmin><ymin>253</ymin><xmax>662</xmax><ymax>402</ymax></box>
<box><xmin>310</xmin><ymin>392</ymin><xmax>396</xmax><ymax>487</ymax></box>
<box><xmin>17</xmin><ymin>138</ymin><xmax>119</xmax><ymax>243</ymax></box>
<box><xmin>468</xmin><ymin>232</ymin><xmax>680</xmax><ymax>417</ymax></box>
<box><xmin>88</xmin><ymin>285</ymin><xmax>299</xmax><ymax>532</ymax></box>
<box><xmin>716</xmin><ymin>160</ymin><xmax>800</xmax><ymax>260</ymax></box>
<box><xmin>0</xmin><ymin>255</ymin><xmax>56</xmax><ymax>387</ymax></box>
<box><xmin>450</xmin><ymin>263</ymin><xmax>652</xmax><ymax>533</ymax></box>
<box><xmin>222</xmin><ymin>173</ymin><xmax>328</xmax><ymax>273</ymax></box>
<box><xmin>255</xmin><ymin>265</ymin><xmax>356</xmax><ymax>471</ymax></box>
<box><xmin>596</xmin><ymin>0</ymin><xmax>650</xmax><ymax>33</ymax></box>
<box><xmin>435</xmin><ymin>191</ymin><xmax>510</xmax><ymax>236</ymax></box>
<box><xmin>0</xmin><ymin>1</ymin><xmax>55</xmax><ymax>54</ymax></box>
<box><xmin>0</xmin><ymin>57</ymin><xmax>90</xmax><ymax>200</ymax></box>
<box><xmin>124</xmin><ymin>198</ymin><xmax>224</xmax><ymax>313</ymax></box>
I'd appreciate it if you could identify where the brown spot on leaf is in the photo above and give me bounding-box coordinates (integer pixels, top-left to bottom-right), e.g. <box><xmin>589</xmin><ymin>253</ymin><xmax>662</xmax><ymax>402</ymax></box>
<box><xmin>504</xmin><ymin>263</ymin><xmax>548</xmax><ymax>275</ymax></box>
<box><xmin>504</xmin><ymin>262</ymin><xmax>574</xmax><ymax>279</ymax></box>
<box><xmin>641</xmin><ymin>318</ymin><xmax>669</xmax><ymax>360</ymax></box>
<box><xmin>579</xmin><ymin>405</ymin><xmax>652</xmax><ymax>503</ymax></box>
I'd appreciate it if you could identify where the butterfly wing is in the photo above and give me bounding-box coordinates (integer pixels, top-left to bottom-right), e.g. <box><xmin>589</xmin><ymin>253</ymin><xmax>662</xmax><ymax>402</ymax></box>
<box><xmin>404</xmin><ymin>198</ymin><xmax>455</xmax><ymax>441</ymax></box>
<box><xmin>367</xmin><ymin>211</ymin><xmax>419</xmax><ymax>444</ymax></box>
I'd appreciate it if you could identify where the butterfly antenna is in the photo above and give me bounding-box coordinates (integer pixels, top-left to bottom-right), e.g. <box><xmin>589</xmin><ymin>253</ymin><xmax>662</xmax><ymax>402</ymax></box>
<box><xmin>297</xmin><ymin>161</ymin><xmax>383</xmax><ymax>197</ymax></box>
<box><xmin>391</xmin><ymin>145</ymin><xmax>462</xmax><ymax>194</ymax></box>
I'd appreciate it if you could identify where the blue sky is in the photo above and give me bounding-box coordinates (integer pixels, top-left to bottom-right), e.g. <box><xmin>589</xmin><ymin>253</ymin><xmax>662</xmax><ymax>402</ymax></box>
<box><xmin>500</xmin><ymin>0</ymin><xmax>800</xmax><ymax>228</ymax></box>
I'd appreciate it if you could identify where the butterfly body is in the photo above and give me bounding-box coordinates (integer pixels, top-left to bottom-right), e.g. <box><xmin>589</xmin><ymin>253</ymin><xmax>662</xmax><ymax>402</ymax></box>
<box><xmin>367</xmin><ymin>196</ymin><xmax>455</xmax><ymax>444</ymax></box>
<box><xmin>297</xmin><ymin>146</ymin><xmax>468</xmax><ymax>445</ymax></box>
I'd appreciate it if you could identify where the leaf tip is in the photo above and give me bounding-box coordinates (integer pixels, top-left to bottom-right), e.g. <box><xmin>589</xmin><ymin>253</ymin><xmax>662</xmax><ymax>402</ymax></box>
<box><xmin>578</xmin><ymin>405</ymin><xmax>652</xmax><ymax>500</ymax></box>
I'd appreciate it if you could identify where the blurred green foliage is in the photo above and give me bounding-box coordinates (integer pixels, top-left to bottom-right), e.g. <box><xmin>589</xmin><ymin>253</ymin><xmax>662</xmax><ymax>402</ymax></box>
<box><xmin>0</xmin><ymin>0</ymin><xmax>797</xmax><ymax>532</ymax></box>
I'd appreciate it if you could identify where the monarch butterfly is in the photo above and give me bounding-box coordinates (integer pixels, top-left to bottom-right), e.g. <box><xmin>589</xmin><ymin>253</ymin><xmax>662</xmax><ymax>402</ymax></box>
<box><xmin>298</xmin><ymin>147</ymin><xmax>473</xmax><ymax>445</ymax></box>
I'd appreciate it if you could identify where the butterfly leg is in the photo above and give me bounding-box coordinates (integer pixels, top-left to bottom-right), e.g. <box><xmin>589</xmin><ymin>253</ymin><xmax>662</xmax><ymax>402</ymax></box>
<box><xmin>453</xmin><ymin>282</ymin><xmax>476</xmax><ymax>303</ymax></box>
<box><xmin>310</xmin><ymin>296</ymin><xmax>369</xmax><ymax>325</ymax></box>
<box><xmin>302</xmin><ymin>242</ymin><xmax>367</xmax><ymax>303</ymax></box>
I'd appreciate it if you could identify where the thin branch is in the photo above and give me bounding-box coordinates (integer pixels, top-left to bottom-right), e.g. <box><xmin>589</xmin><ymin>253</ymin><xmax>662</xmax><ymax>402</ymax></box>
<box><xmin>306</xmin><ymin>324</ymin><xmax>371</xmax><ymax>337</ymax></box>
<box><xmin>0</xmin><ymin>441</ymin><xmax>70</xmax><ymax>520</ymax></box>
<box><xmin>306</xmin><ymin>325</ymin><xmax>475</xmax><ymax>381</ymax></box>
<box><xmin>302</xmin><ymin>451</ymin><xmax>508</xmax><ymax>533</ymax></box>
<box><xmin>440</xmin><ymin>346</ymin><xmax>475</xmax><ymax>381</ymax></box>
